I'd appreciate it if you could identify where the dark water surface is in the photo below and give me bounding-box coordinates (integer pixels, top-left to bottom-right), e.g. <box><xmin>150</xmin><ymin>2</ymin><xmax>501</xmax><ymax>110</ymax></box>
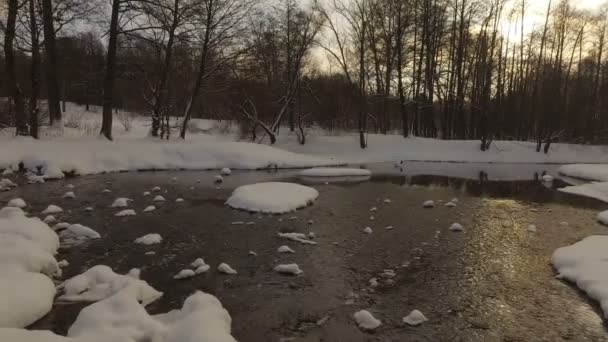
<box><xmin>2</xmin><ymin>163</ymin><xmax>607</xmax><ymax>342</ymax></box>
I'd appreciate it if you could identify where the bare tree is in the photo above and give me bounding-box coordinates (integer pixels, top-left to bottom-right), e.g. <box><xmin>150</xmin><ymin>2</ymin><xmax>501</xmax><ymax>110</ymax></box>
<box><xmin>41</xmin><ymin>0</ymin><xmax>62</xmax><ymax>126</ymax></box>
<box><xmin>4</xmin><ymin>0</ymin><xmax>28</xmax><ymax>136</ymax></box>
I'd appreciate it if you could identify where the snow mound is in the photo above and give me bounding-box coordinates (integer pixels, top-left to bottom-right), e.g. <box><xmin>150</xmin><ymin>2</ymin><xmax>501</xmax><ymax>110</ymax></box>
<box><xmin>115</xmin><ymin>209</ymin><xmax>136</xmax><ymax>217</ymax></box>
<box><xmin>153</xmin><ymin>195</ymin><xmax>166</xmax><ymax>202</ymax></box>
<box><xmin>278</xmin><ymin>232</ymin><xmax>317</xmax><ymax>245</ymax></box>
<box><xmin>559</xmin><ymin>164</ymin><xmax>608</xmax><ymax>182</ymax></box>
<box><xmin>110</xmin><ymin>198</ymin><xmax>131</xmax><ymax>208</ymax></box>
<box><xmin>134</xmin><ymin>233</ymin><xmax>162</xmax><ymax>245</ymax></box>
<box><xmin>143</xmin><ymin>191</ymin><xmax>151</xmax><ymax>196</ymax></box>
<box><xmin>174</xmin><ymin>269</ymin><xmax>196</xmax><ymax>280</ymax></box>
<box><xmin>552</xmin><ymin>236</ymin><xmax>608</xmax><ymax>318</ymax></box>
<box><xmin>299</xmin><ymin>168</ymin><xmax>371</xmax><ymax>177</ymax></box>
<box><xmin>59</xmin><ymin>265</ymin><xmax>162</xmax><ymax>306</ymax></box>
<box><xmin>7</xmin><ymin>198</ymin><xmax>26</xmax><ymax>208</ymax></box>
<box><xmin>353</xmin><ymin>310</ymin><xmax>381</xmax><ymax>330</ymax></box>
<box><xmin>363</xmin><ymin>227</ymin><xmax>373</xmax><ymax>234</ymax></box>
<box><xmin>42</xmin><ymin>204</ymin><xmax>63</xmax><ymax>214</ymax></box>
<box><xmin>0</xmin><ymin>207</ymin><xmax>60</xmax><ymax>254</ymax></box>
<box><xmin>403</xmin><ymin>310</ymin><xmax>428</xmax><ymax>326</ymax></box>
<box><xmin>449</xmin><ymin>223</ymin><xmax>464</xmax><ymax>232</ymax></box>
<box><xmin>226</xmin><ymin>182</ymin><xmax>319</xmax><ymax>214</ymax></box>
<box><xmin>422</xmin><ymin>200</ymin><xmax>435</xmax><ymax>208</ymax></box>
<box><xmin>59</xmin><ymin>224</ymin><xmax>100</xmax><ymax>246</ymax></box>
<box><xmin>221</xmin><ymin>168</ymin><xmax>232</xmax><ymax>176</ymax></box>
<box><xmin>217</xmin><ymin>263</ymin><xmax>237</xmax><ymax>275</ymax></box>
<box><xmin>143</xmin><ymin>205</ymin><xmax>156</xmax><ymax>212</ymax></box>
<box><xmin>598</xmin><ymin>211</ymin><xmax>608</xmax><ymax>225</ymax></box>
<box><xmin>277</xmin><ymin>245</ymin><xmax>295</xmax><ymax>253</ymax></box>
<box><xmin>559</xmin><ymin>182</ymin><xmax>608</xmax><ymax>203</ymax></box>
<box><xmin>152</xmin><ymin>186</ymin><xmax>161</xmax><ymax>192</ymax></box>
<box><xmin>43</xmin><ymin>215</ymin><xmax>56</xmax><ymax>224</ymax></box>
<box><xmin>191</xmin><ymin>258</ymin><xmax>210</xmax><ymax>272</ymax></box>
<box><xmin>63</xmin><ymin>191</ymin><xmax>76</xmax><ymax>199</ymax></box>
<box><xmin>0</xmin><ymin>272</ymin><xmax>56</xmax><ymax>328</ymax></box>
<box><xmin>274</xmin><ymin>264</ymin><xmax>303</xmax><ymax>275</ymax></box>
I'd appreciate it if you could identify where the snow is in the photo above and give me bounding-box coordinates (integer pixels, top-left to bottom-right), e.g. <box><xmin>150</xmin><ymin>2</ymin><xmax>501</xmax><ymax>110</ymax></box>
<box><xmin>0</xmin><ymin>178</ymin><xmax>17</xmax><ymax>191</ymax></box>
<box><xmin>528</xmin><ymin>224</ymin><xmax>538</xmax><ymax>232</ymax></box>
<box><xmin>134</xmin><ymin>233</ymin><xmax>162</xmax><ymax>245</ymax></box>
<box><xmin>7</xmin><ymin>198</ymin><xmax>26</xmax><ymax>208</ymax></box>
<box><xmin>66</xmin><ymin>184</ymin><xmax>75</xmax><ymax>189</ymax></box>
<box><xmin>176</xmin><ymin>198</ymin><xmax>184</xmax><ymax>203</ymax></box>
<box><xmin>277</xmin><ymin>245</ymin><xmax>295</xmax><ymax>253</ymax></box>
<box><xmin>111</xmin><ymin>198</ymin><xmax>131</xmax><ymax>208</ymax></box>
<box><xmin>542</xmin><ymin>174</ymin><xmax>554</xmax><ymax>182</ymax></box>
<box><xmin>174</xmin><ymin>269</ymin><xmax>196</xmax><ymax>280</ymax></box>
<box><xmin>59</xmin><ymin>224</ymin><xmax>101</xmax><ymax>245</ymax></box>
<box><xmin>445</xmin><ymin>201</ymin><xmax>457</xmax><ymax>207</ymax></box>
<box><xmin>353</xmin><ymin>310</ymin><xmax>382</xmax><ymax>330</ymax></box>
<box><xmin>402</xmin><ymin>310</ymin><xmax>428</xmax><ymax>326</ymax></box>
<box><xmin>217</xmin><ymin>263</ymin><xmax>237</xmax><ymax>275</ymax></box>
<box><xmin>42</xmin><ymin>204</ymin><xmax>63</xmax><ymax>214</ymax></box>
<box><xmin>274</xmin><ymin>263</ymin><xmax>303</xmax><ymax>275</ymax></box>
<box><xmin>369</xmin><ymin>207</ymin><xmax>377</xmax><ymax>212</ymax></box>
<box><xmin>214</xmin><ymin>175</ymin><xmax>224</xmax><ymax>183</ymax></box>
<box><xmin>298</xmin><ymin>168</ymin><xmax>371</xmax><ymax>177</ymax></box>
<box><xmin>58</xmin><ymin>260</ymin><xmax>69</xmax><ymax>268</ymax></box>
<box><xmin>101</xmin><ymin>189</ymin><xmax>111</xmax><ymax>193</ymax></box>
<box><xmin>278</xmin><ymin>232</ymin><xmax>317</xmax><ymax>245</ymax></box>
<box><xmin>63</xmin><ymin>191</ymin><xmax>76</xmax><ymax>199</ymax></box>
<box><xmin>559</xmin><ymin>182</ymin><xmax>608</xmax><ymax>203</ymax></box>
<box><xmin>0</xmin><ymin>207</ymin><xmax>60</xmax><ymax>254</ymax></box>
<box><xmin>192</xmin><ymin>259</ymin><xmax>211</xmax><ymax>274</ymax></box>
<box><xmin>0</xmin><ymin>272</ymin><xmax>56</xmax><ymax>328</ymax></box>
<box><xmin>115</xmin><ymin>209</ymin><xmax>136</xmax><ymax>217</ymax></box>
<box><xmin>363</xmin><ymin>227</ymin><xmax>373</xmax><ymax>234</ymax></box>
<box><xmin>153</xmin><ymin>195</ymin><xmax>166</xmax><ymax>202</ymax></box>
<box><xmin>143</xmin><ymin>191</ymin><xmax>151</xmax><ymax>196</ymax></box>
<box><xmin>226</xmin><ymin>182</ymin><xmax>319</xmax><ymax>214</ymax></box>
<box><xmin>42</xmin><ymin>215</ymin><xmax>57</xmax><ymax>224</ymax></box>
<box><xmin>143</xmin><ymin>205</ymin><xmax>156</xmax><ymax>212</ymax></box>
<box><xmin>221</xmin><ymin>167</ymin><xmax>232</xmax><ymax>176</ymax></box>
<box><xmin>59</xmin><ymin>265</ymin><xmax>162</xmax><ymax>305</ymax></box>
<box><xmin>422</xmin><ymin>200</ymin><xmax>435</xmax><ymax>208</ymax></box>
<box><xmin>449</xmin><ymin>223</ymin><xmax>464</xmax><ymax>232</ymax></box>
<box><xmin>559</xmin><ymin>164</ymin><xmax>608</xmax><ymax>182</ymax></box>
<box><xmin>248</xmin><ymin>251</ymin><xmax>258</xmax><ymax>256</ymax></box>
<box><xmin>552</xmin><ymin>236</ymin><xmax>608</xmax><ymax>318</ymax></box>
<box><xmin>84</xmin><ymin>206</ymin><xmax>93</xmax><ymax>212</ymax></box>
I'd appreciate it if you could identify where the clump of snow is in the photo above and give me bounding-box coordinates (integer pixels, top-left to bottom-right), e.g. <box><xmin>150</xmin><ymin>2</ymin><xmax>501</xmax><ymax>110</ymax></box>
<box><xmin>152</xmin><ymin>186</ymin><xmax>161</xmax><ymax>192</ymax></box>
<box><xmin>542</xmin><ymin>174</ymin><xmax>554</xmax><ymax>182</ymax></box>
<box><xmin>369</xmin><ymin>278</ymin><xmax>379</xmax><ymax>288</ymax></box>
<box><xmin>175</xmin><ymin>198</ymin><xmax>184</xmax><ymax>203</ymax></box>
<box><xmin>101</xmin><ymin>189</ymin><xmax>111</xmax><ymax>193</ymax></box>
<box><xmin>59</xmin><ymin>265</ymin><xmax>162</xmax><ymax>305</ymax></box>
<box><xmin>59</xmin><ymin>224</ymin><xmax>100</xmax><ymax>245</ymax></box>
<box><xmin>110</xmin><ymin>198</ymin><xmax>131</xmax><ymax>208</ymax></box>
<box><xmin>0</xmin><ymin>178</ymin><xmax>17</xmax><ymax>191</ymax></box>
<box><xmin>42</xmin><ymin>204</ymin><xmax>63</xmax><ymax>214</ymax></box>
<box><xmin>449</xmin><ymin>223</ymin><xmax>464</xmax><ymax>232</ymax></box>
<box><xmin>191</xmin><ymin>258</ymin><xmax>210</xmax><ymax>274</ymax></box>
<box><xmin>363</xmin><ymin>227</ymin><xmax>373</xmax><ymax>234</ymax></box>
<box><xmin>84</xmin><ymin>206</ymin><xmax>93</xmax><ymax>212</ymax></box>
<box><xmin>134</xmin><ymin>234</ymin><xmax>162</xmax><ymax>245</ymax></box>
<box><xmin>7</xmin><ymin>198</ymin><xmax>26</xmax><ymax>208</ymax></box>
<box><xmin>221</xmin><ymin>167</ymin><xmax>232</xmax><ymax>176</ymax></box>
<box><xmin>527</xmin><ymin>224</ymin><xmax>537</xmax><ymax>232</ymax></box>
<box><xmin>218</xmin><ymin>263</ymin><xmax>237</xmax><ymax>275</ymax></box>
<box><xmin>153</xmin><ymin>195</ymin><xmax>166</xmax><ymax>202</ymax></box>
<box><xmin>353</xmin><ymin>310</ymin><xmax>381</xmax><ymax>330</ymax></box>
<box><xmin>369</xmin><ymin>207</ymin><xmax>377</xmax><ymax>212</ymax></box>
<box><xmin>58</xmin><ymin>260</ymin><xmax>69</xmax><ymax>268</ymax></box>
<box><xmin>43</xmin><ymin>215</ymin><xmax>56</xmax><ymax>224</ymax></box>
<box><xmin>308</xmin><ymin>232</ymin><xmax>316</xmax><ymax>239</ymax></box>
<box><xmin>403</xmin><ymin>310</ymin><xmax>428</xmax><ymax>326</ymax></box>
<box><xmin>385</xmin><ymin>225</ymin><xmax>394</xmax><ymax>230</ymax></box>
<box><xmin>53</xmin><ymin>222</ymin><xmax>70</xmax><ymax>231</ymax></box>
<box><xmin>277</xmin><ymin>245</ymin><xmax>295</xmax><ymax>253</ymax></box>
<box><xmin>274</xmin><ymin>263</ymin><xmax>303</xmax><ymax>275</ymax></box>
<box><xmin>63</xmin><ymin>191</ymin><xmax>76</xmax><ymax>199</ymax></box>
<box><xmin>143</xmin><ymin>205</ymin><xmax>156</xmax><ymax>212</ymax></box>
<box><xmin>552</xmin><ymin>236</ymin><xmax>608</xmax><ymax>318</ymax></box>
<box><xmin>143</xmin><ymin>191</ymin><xmax>151</xmax><ymax>196</ymax></box>
<box><xmin>383</xmin><ymin>198</ymin><xmax>392</xmax><ymax>204</ymax></box>
<box><xmin>231</xmin><ymin>221</ymin><xmax>244</xmax><ymax>225</ymax></box>
<box><xmin>226</xmin><ymin>182</ymin><xmax>319</xmax><ymax>214</ymax></box>
<box><xmin>299</xmin><ymin>168</ymin><xmax>371</xmax><ymax>177</ymax></box>
<box><xmin>445</xmin><ymin>201</ymin><xmax>457</xmax><ymax>207</ymax></box>
<box><xmin>115</xmin><ymin>209</ymin><xmax>136</xmax><ymax>217</ymax></box>
<box><xmin>249</xmin><ymin>251</ymin><xmax>258</xmax><ymax>256</ymax></box>
<box><xmin>278</xmin><ymin>232</ymin><xmax>317</xmax><ymax>245</ymax></box>
<box><xmin>214</xmin><ymin>175</ymin><xmax>224</xmax><ymax>183</ymax></box>
<box><xmin>422</xmin><ymin>200</ymin><xmax>435</xmax><ymax>208</ymax></box>
<box><xmin>174</xmin><ymin>269</ymin><xmax>196</xmax><ymax>280</ymax></box>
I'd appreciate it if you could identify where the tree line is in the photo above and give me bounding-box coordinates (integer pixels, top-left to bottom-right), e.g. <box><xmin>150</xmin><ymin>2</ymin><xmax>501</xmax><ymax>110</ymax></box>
<box><xmin>1</xmin><ymin>0</ymin><xmax>607</xmax><ymax>150</ymax></box>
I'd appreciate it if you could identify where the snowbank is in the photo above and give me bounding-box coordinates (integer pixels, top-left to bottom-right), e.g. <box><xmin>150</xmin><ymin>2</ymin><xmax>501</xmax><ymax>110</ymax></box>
<box><xmin>559</xmin><ymin>164</ymin><xmax>608</xmax><ymax>182</ymax></box>
<box><xmin>559</xmin><ymin>182</ymin><xmax>608</xmax><ymax>203</ymax></box>
<box><xmin>226</xmin><ymin>182</ymin><xmax>319</xmax><ymax>214</ymax></box>
<box><xmin>552</xmin><ymin>236</ymin><xmax>608</xmax><ymax>318</ymax></box>
<box><xmin>298</xmin><ymin>168</ymin><xmax>371</xmax><ymax>177</ymax></box>
<box><xmin>0</xmin><ymin>138</ymin><xmax>336</xmax><ymax>177</ymax></box>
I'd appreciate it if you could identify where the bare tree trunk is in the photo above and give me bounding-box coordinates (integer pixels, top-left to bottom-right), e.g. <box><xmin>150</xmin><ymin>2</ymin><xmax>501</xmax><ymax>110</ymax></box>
<box><xmin>101</xmin><ymin>0</ymin><xmax>120</xmax><ymax>140</ymax></box>
<box><xmin>42</xmin><ymin>0</ymin><xmax>62</xmax><ymax>126</ymax></box>
<box><xmin>29</xmin><ymin>0</ymin><xmax>40</xmax><ymax>138</ymax></box>
<box><xmin>6</xmin><ymin>0</ymin><xmax>27</xmax><ymax>136</ymax></box>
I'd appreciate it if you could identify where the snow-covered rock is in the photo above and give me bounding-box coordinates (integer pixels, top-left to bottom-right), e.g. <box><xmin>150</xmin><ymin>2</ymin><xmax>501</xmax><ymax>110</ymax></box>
<box><xmin>217</xmin><ymin>263</ymin><xmax>237</xmax><ymax>275</ymax></box>
<box><xmin>0</xmin><ymin>178</ymin><xmax>17</xmax><ymax>191</ymax></box>
<box><xmin>134</xmin><ymin>234</ymin><xmax>162</xmax><ymax>245</ymax></box>
<box><xmin>363</xmin><ymin>227</ymin><xmax>373</xmax><ymax>234</ymax></box>
<box><xmin>110</xmin><ymin>198</ymin><xmax>131</xmax><ymax>208</ymax></box>
<box><xmin>552</xmin><ymin>236</ymin><xmax>608</xmax><ymax>318</ymax></box>
<box><xmin>298</xmin><ymin>168</ymin><xmax>372</xmax><ymax>177</ymax></box>
<box><xmin>278</xmin><ymin>232</ymin><xmax>317</xmax><ymax>245</ymax></box>
<box><xmin>214</xmin><ymin>175</ymin><xmax>224</xmax><ymax>183</ymax></box>
<box><xmin>153</xmin><ymin>195</ymin><xmax>165</xmax><ymax>202</ymax></box>
<box><xmin>277</xmin><ymin>245</ymin><xmax>295</xmax><ymax>253</ymax></box>
<box><xmin>175</xmin><ymin>198</ymin><xmax>184</xmax><ymax>203</ymax></box>
<box><xmin>143</xmin><ymin>205</ymin><xmax>156</xmax><ymax>212</ymax></box>
<box><xmin>221</xmin><ymin>167</ymin><xmax>232</xmax><ymax>176</ymax></box>
<box><xmin>369</xmin><ymin>207</ymin><xmax>377</xmax><ymax>212</ymax></box>
<box><xmin>274</xmin><ymin>263</ymin><xmax>303</xmax><ymax>275</ymax></box>
<box><xmin>444</xmin><ymin>201</ymin><xmax>457</xmax><ymax>207</ymax></box>
<box><xmin>422</xmin><ymin>200</ymin><xmax>435</xmax><ymax>208</ymax></box>
<box><xmin>152</xmin><ymin>186</ymin><xmax>161</xmax><ymax>192</ymax></box>
<box><xmin>43</xmin><ymin>215</ymin><xmax>56</xmax><ymax>224</ymax></box>
<box><xmin>402</xmin><ymin>309</ymin><xmax>428</xmax><ymax>326</ymax></box>
<box><xmin>115</xmin><ymin>209</ymin><xmax>136</xmax><ymax>217</ymax></box>
<box><xmin>226</xmin><ymin>182</ymin><xmax>319</xmax><ymax>214</ymax></box>
<box><xmin>353</xmin><ymin>310</ymin><xmax>381</xmax><ymax>330</ymax></box>
<box><xmin>143</xmin><ymin>191</ymin><xmax>151</xmax><ymax>196</ymax></box>
<box><xmin>63</xmin><ymin>191</ymin><xmax>76</xmax><ymax>199</ymax></box>
<box><xmin>449</xmin><ymin>223</ymin><xmax>464</xmax><ymax>232</ymax></box>
<box><xmin>191</xmin><ymin>259</ymin><xmax>210</xmax><ymax>274</ymax></box>
<box><xmin>42</xmin><ymin>204</ymin><xmax>63</xmax><ymax>214</ymax></box>
<box><xmin>59</xmin><ymin>265</ymin><xmax>162</xmax><ymax>305</ymax></box>
<box><xmin>174</xmin><ymin>269</ymin><xmax>196</xmax><ymax>280</ymax></box>
<box><xmin>58</xmin><ymin>260</ymin><xmax>69</xmax><ymax>268</ymax></box>
<box><xmin>7</xmin><ymin>198</ymin><xmax>26</xmax><ymax>208</ymax></box>
<box><xmin>59</xmin><ymin>224</ymin><xmax>100</xmax><ymax>245</ymax></box>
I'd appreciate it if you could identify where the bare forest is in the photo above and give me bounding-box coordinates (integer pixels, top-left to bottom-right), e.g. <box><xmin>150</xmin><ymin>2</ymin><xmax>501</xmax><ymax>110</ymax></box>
<box><xmin>1</xmin><ymin>0</ymin><xmax>607</xmax><ymax>151</ymax></box>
